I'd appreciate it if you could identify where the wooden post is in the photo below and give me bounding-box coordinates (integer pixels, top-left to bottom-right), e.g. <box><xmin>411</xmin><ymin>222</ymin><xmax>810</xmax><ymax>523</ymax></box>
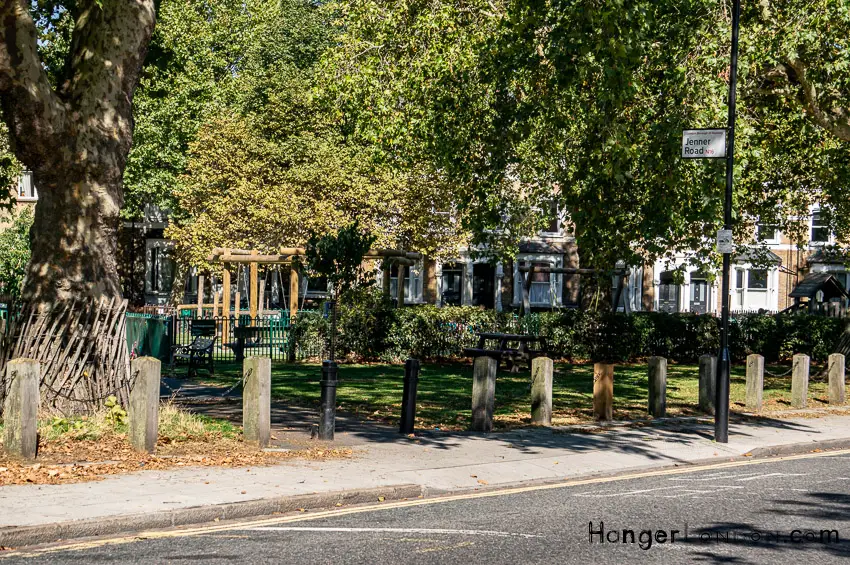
<box><xmin>745</xmin><ymin>354</ymin><xmax>764</xmax><ymax>411</ymax></box>
<box><xmin>791</xmin><ymin>353</ymin><xmax>810</xmax><ymax>409</ymax></box>
<box><xmin>243</xmin><ymin>356</ymin><xmax>271</xmax><ymax>448</ymax></box>
<box><xmin>828</xmin><ymin>353</ymin><xmax>845</xmax><ymax>405</ymax></box>
<box><xmin>531</xmin><ymin>356</ymin><xmax>553</xmax><ymax>426</ymax></box>
<box><xmin>289</xmin><ymin>266</ymin><xmax>300</xmax><ymax>318</ymax></box>
<box><xmin>212</xmin><ymin>289</ymin><xmax>220</xmax><ymax>319</ymax></box>
<box><xmin>593</xmin><ymin>363</ymin><xmax>614</xmax><ymax>421</ymax></box>
<box><xmin>129</xmin><ymin>357</ymin><xmax>161</xmax><ymax>453</ymax></box>
<box><xmin>471</xmin><ymin>356</ymin><xmax>497</xmax><ymax>432</ymax></box>
<box><xmin>382</xmin><ymin>264</ymin><xmax>391</xmax><ymax>297</ymax></box>
<box><xmin>3</xmin><ymin>358</ymin><xmax>39</xmax><ymax>459</ymax></box>
<box><xmin>249</xmin><ymin>251</ymin><xmax>259</xmax><ymax>323</ymax></box>
<box><xmin>196</xmin><ymin>274</ymin><xmax>205</xmax><ymax>318</ymax></box>
<box><xmin>234</xmin><ymin>291</ymin><xmax>241</xmax><ymax>322</ymax></box>
<box><xmin>396</xmin><ymin>264</ymin><xmax>406</xmax><ymax>306</ymax></box>
<box><xmin>522</xmin><ymin>264</ymin><xmax>533</xmax><ymax>314</ymax></box>
<box><xmin>698</xmin><ymin>354</ymin><xmax>717</xmax><ymax>414</ymax></box>
<box><xmin>222</xmin><ymin>266</ymin><xmax>231</xmax><ymax>340</ymax></box>
<box><xmin>647</xmin><ymin>356</ymin><xmax>666</xmax><ymax>417</ymax></box>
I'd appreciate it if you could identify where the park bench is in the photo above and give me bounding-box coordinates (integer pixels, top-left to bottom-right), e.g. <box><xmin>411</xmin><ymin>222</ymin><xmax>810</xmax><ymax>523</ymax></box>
<box><xmin>464</xmin><ymin>332</ymin><xmax>549</xmax><ymax>373</ymax></box>
<box><xmin>171</xmin><ymin>319</ymin><xmax>217</xmax><ymax>378</ymax></box>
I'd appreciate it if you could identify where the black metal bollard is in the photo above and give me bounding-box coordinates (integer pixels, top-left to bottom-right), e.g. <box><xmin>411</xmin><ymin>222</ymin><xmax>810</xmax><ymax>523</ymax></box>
<box><xmin>319</xmin><ymin>360</ymin><xmax>338</xmax><ymax>440</ymax></box>
<box><xmin>399</xmin><ymin>358</ymin><xmax>420</xmax><ymax>435</ymax></box>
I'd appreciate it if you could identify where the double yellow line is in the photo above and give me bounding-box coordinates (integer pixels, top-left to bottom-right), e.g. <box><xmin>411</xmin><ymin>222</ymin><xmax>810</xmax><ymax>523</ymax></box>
<box><xmin>6</xmin><ymin>448</ymin><xmax>849</xmax><ymax>559</ymax></box>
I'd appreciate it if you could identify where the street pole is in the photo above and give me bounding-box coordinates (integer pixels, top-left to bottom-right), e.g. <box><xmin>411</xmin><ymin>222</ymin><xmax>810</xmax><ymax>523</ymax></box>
<box><xmin>716</xmin><ymin>0</ymin><xmax>742</xmax><ymax>443</ymax></box>
<box><xmin>319</xmin><ymin>294</ymin><xmax>339</xmax><ymax>441</ymax></box>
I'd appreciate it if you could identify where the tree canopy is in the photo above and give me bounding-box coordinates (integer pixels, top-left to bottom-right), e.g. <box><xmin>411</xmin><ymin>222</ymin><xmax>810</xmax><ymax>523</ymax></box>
<box><xmin>161</xmin><ymin>0</ymin><xmax>470</xmax><ymax>269</ymax></box>
<box><xmin>325</xmin><ymin>0</ymin><xmax>850</xmax><ymax>268</ymax></box>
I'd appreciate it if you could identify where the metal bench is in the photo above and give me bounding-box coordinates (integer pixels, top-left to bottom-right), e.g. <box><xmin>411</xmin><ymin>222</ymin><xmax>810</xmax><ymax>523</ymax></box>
<box><xmin>170</xmin><ymin>319</ymin><xmax>217</xmax><ymax>378</ymax></box>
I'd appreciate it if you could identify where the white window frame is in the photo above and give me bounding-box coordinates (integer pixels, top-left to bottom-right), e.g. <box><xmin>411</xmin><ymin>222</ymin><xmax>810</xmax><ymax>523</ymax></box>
<box><xmin>730</xmin><ymin>264</ymin><xmax>778</xmax><ymax>312</ymax></box>
<box><xmin>388</xmin><ymin>260</ymin><xmax>424</xmax><ymax>304</ymax></box>
<box><xmin>16</xmin><ymin>171</ymin><xmax>37</xmax><ymax>202</ymax></box>
<box><xmin>810</xmin><ymin>208</ymin><xmax>832</xmax><ymax>246</ymax></box>
<box><xmin>513</xmin><ymin>254</ymin><xmax>563</xmax><ymax>307</ymax></box>
<box><xmin>755</xmin><ymin>221</ymin><xmax>780</xmax><ymax>245</ymax></box>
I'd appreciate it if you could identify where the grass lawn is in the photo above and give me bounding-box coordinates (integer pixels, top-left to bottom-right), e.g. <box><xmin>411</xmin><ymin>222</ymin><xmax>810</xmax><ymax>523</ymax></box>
<box><xmin>202</xmin><ymin>361</ymin><xmax>846</xmax><ymax>430</ymax></box>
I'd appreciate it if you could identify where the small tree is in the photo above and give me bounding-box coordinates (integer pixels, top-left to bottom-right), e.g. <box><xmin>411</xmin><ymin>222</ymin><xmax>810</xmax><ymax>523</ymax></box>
<box><xmin>0</xmin><ymin>207</ymin><xmax>33</xmax><ymax>303</ymax></box>
<box><xmin>305</xmin><ymin>222</ymin><xmax>376</xmax><ymax>360</ymax></box>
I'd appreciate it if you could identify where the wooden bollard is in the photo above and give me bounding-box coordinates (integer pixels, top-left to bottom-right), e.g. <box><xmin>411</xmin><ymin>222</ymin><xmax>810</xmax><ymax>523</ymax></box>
<box><xmin>3</xmin><ymin>358</ymin><xmax>39</xmax><ymax>459</ymax></box>
<box><xmin>698</xmin><ymin>354</ymin><xmax>717</xmax><ymax>415</ymax></box>
<box><xmin>129</xmin><ymin>357</ymin><xmax>161</xmax><ymax>453</ymax></box>
<box><xmin>531</xmin><ymin>357</ymin><xmax>553</xmax><ymax>426</ymax></box>
<box><xmin>593</xmin><ymin>363</ymin><xmax>614</xmax><ymax>421</ymax></box>
<box><xmin>471</xmin><ymin>356</ymin><xmax>497</xmax><ymax>432</ymax></box>
<box><xmin>791</xmin><ymin>354</ymin><xmax>810</xmax><ymax>409</ymax></box>
<box><xmin>828</xmin><ymin>353</ymin><xmax>845</xmax><ymax>405</ymax></box>
<box><xmin>243</xmin><ymin>356</ymin><xmax>271</xmax><ymax>447</ymax></box>
<box><xmin>745</xmin><ymin>354</ymin><xmax>764</xmax><ymax>412</ymax></box>
<box><xmin>647</xmin><ymin>357</ymin><xmax>666</xmax><ymax>417</ymax></box>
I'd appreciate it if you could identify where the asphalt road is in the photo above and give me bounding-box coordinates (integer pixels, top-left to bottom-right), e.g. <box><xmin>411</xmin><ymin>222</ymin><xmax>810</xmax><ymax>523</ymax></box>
<box><xmin>5</xmin><ymin>451</ymin><xmax>850</xmax><ymax>564</ymax></box>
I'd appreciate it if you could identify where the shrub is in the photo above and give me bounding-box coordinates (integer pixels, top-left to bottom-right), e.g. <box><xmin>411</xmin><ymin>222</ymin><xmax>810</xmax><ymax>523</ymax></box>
<box><xmin>292</xmin><ymin>298</ymin><xmax>845</xmax><ymax>364</ymax></box>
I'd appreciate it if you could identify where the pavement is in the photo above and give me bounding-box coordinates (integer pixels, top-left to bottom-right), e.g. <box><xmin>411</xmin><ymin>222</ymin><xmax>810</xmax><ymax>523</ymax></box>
<box><xmin>2</xmin><ymin>400</ymin><xmax>850</xmax><ymax>549</ymax></box>
<box><xmin>5</xmin><ymin>449</ymin><xmax>850</xmax><ymax>563</ymax></box>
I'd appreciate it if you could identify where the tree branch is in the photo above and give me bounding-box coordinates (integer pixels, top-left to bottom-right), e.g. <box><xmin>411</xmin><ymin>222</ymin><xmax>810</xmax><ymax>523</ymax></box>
<box><xmin>787</xmin><ymin>58</ymin><xmax>850</xmax><ymax>143</ymax></box>
<box><xmin>0</xmin><ymin>0</ymin><xmax>67</xmax><ymax>167</ymax></box>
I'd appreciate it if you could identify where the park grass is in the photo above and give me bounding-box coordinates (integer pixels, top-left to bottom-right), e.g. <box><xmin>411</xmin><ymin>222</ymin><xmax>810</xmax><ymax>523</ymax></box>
<box><xmin>204</xmin><ymin>361</ymin><xmax>846</xmax><ymax>430</ymax></box>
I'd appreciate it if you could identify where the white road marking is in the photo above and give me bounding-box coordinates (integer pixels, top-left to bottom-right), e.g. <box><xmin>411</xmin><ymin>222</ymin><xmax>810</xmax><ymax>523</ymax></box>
<box><xmin>735</xmin><ymin>473</ymin><xmax>806</xmax><ymax>482</ymax></box>
<box><xmin>668</xmin><ymin>472</ymin><xmax>763</xmax><ymax>482</ymax></box>
<box><xmin>241</xmin><ymin>527</ymin><xmax>543</xmax><ymax>539</ymax></box>
<box><xmin>574</xmin><ymin>485</ymin><xmax>745</xmax><ymax>498</ymax></box>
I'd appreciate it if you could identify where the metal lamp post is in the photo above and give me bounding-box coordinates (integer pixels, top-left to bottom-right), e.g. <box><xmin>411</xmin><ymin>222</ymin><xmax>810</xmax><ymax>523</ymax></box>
<box><xmin>715</xmin><ymin>0</ymin><xmax>742</xmax><ymax>443</ymax></box>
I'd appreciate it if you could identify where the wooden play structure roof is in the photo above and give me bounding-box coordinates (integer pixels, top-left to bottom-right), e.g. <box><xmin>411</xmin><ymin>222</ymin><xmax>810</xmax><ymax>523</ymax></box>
<box><xmin>789</xmin><ymin>272</ymin><xmax>849</xmax><ymax>300</ymax></box>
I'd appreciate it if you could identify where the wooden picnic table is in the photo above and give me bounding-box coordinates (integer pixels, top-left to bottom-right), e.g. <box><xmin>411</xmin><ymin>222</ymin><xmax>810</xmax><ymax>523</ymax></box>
<box><xmin>224</xmin><ymin>325</ymin><xmax>272</xmax><ymax>363</ymax></box>
<box><xmin>464</xmin><ymin>332</ymin><xmax>549</xmax><ymax>373</ymax></box>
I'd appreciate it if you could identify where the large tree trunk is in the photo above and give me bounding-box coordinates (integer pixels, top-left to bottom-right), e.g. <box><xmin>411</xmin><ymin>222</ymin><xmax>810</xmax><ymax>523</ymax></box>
<box><xmin>0</xmin><ymin>0</ymin><xmax>156</xmax><ymax>411</ymax></box>
<box><xmin>25</xmin><ymin>169</ymin><xmax>125</xmax><ymax>304</ymax></box>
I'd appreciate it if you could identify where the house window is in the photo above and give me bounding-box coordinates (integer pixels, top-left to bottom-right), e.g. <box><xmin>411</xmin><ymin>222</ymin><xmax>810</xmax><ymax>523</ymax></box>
<box><xmin>389</xmin><ymin>263</ymin><xmax>423</xmax><ymax>304</ymax></box>
<box><xmin>732</xmin><ymin>267</ymin><xmax>771</xmax><ymax>311</ymax></box>
<box><xmin>543</xmin><ymin>201</ymin><xmax>560</xmax><ymax>234</ymax></box>
<box><xmin>145</xmin><ymin>240</ymin><xmax>175</xmax><ymax>295</ymax></box>
<box><xmin>756</xmin><ymin>221</ymin><xmax>779</xmax><ymax>243</ymax></box>
<box><xmin>16</xmin><ymin>171</ymin><xmax>37</xmax><ymax>201</ymax></box>
<box><xmin>514</xmin><ymin>257</ymin><xmax>561</xmax><ymax>306</ymax></box>
<box><xmin>529</xmin><ymin>263</ymin><xmax>552</xmax><ymax>305</ymax></box>
<box><xmin>811</xmin><ymin>211</ymin><xmax>830</xmax><ymax>244</ymax></box>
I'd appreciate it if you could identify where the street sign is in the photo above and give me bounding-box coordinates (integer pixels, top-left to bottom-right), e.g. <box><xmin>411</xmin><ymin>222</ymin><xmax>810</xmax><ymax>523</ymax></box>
<box><xmin>716</xmin><ymin>229</ymin><xmax>733</xmax><ymax>254</ymax></box>
<box><xmin>682</xmin><ymin>129</ymin><xmax>726</xmax><ymax>159</ymax></box>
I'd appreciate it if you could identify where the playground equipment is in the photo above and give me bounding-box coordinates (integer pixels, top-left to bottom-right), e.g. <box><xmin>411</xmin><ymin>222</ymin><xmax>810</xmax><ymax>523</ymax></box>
<box><xmin>193</xmin><ymin>247</ymin><xmax>422</xmax><ymax>322</ymax></box>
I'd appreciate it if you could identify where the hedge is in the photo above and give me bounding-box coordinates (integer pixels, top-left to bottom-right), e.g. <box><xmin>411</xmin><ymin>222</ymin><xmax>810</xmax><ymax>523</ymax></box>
<box><xmin>292</xmin><ymin>291</ymin><xmax>846</xmax><ymax>364</ymax></box>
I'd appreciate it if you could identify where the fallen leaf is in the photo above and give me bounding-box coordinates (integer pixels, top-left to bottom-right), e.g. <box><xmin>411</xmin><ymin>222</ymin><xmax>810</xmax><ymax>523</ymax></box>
<box><xmin>477</xmin><ymin>479</ymin><xmax>488</xmax><ymax>485</ymax></box>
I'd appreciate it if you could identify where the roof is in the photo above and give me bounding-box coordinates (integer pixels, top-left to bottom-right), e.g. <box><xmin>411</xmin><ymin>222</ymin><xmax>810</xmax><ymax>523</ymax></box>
<box><xmin>735</xmin><ymin>249</ymin><xmax>782</xmax><ymax>265</ymax></box>
<box><xmin>789</xmin><ymin>272</ymin><xmax>849</xmax><ymax>299</ymax></box>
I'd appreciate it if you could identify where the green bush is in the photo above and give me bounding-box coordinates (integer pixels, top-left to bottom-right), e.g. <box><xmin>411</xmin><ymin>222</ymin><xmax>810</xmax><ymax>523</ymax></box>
<box><xmin>292</xmin><ymin>299</ymin><xmax>846</xmax><ymax>364</ymax></box>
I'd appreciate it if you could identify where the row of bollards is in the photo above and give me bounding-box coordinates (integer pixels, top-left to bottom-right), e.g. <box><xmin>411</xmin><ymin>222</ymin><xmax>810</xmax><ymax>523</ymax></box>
<box><xmin>2</xmin><ymin>355</ymin><xmax>275</xmax><ymax>460</ymax></box>
<box><xmin>745</xmin><ymin>352</ymin><xmax>845</xmax><ymax>411</ymax></box>
<box><xmin>460</xmin><ymin>351</ymin><xmax>849</xmax><ymax>433</ymax></box>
